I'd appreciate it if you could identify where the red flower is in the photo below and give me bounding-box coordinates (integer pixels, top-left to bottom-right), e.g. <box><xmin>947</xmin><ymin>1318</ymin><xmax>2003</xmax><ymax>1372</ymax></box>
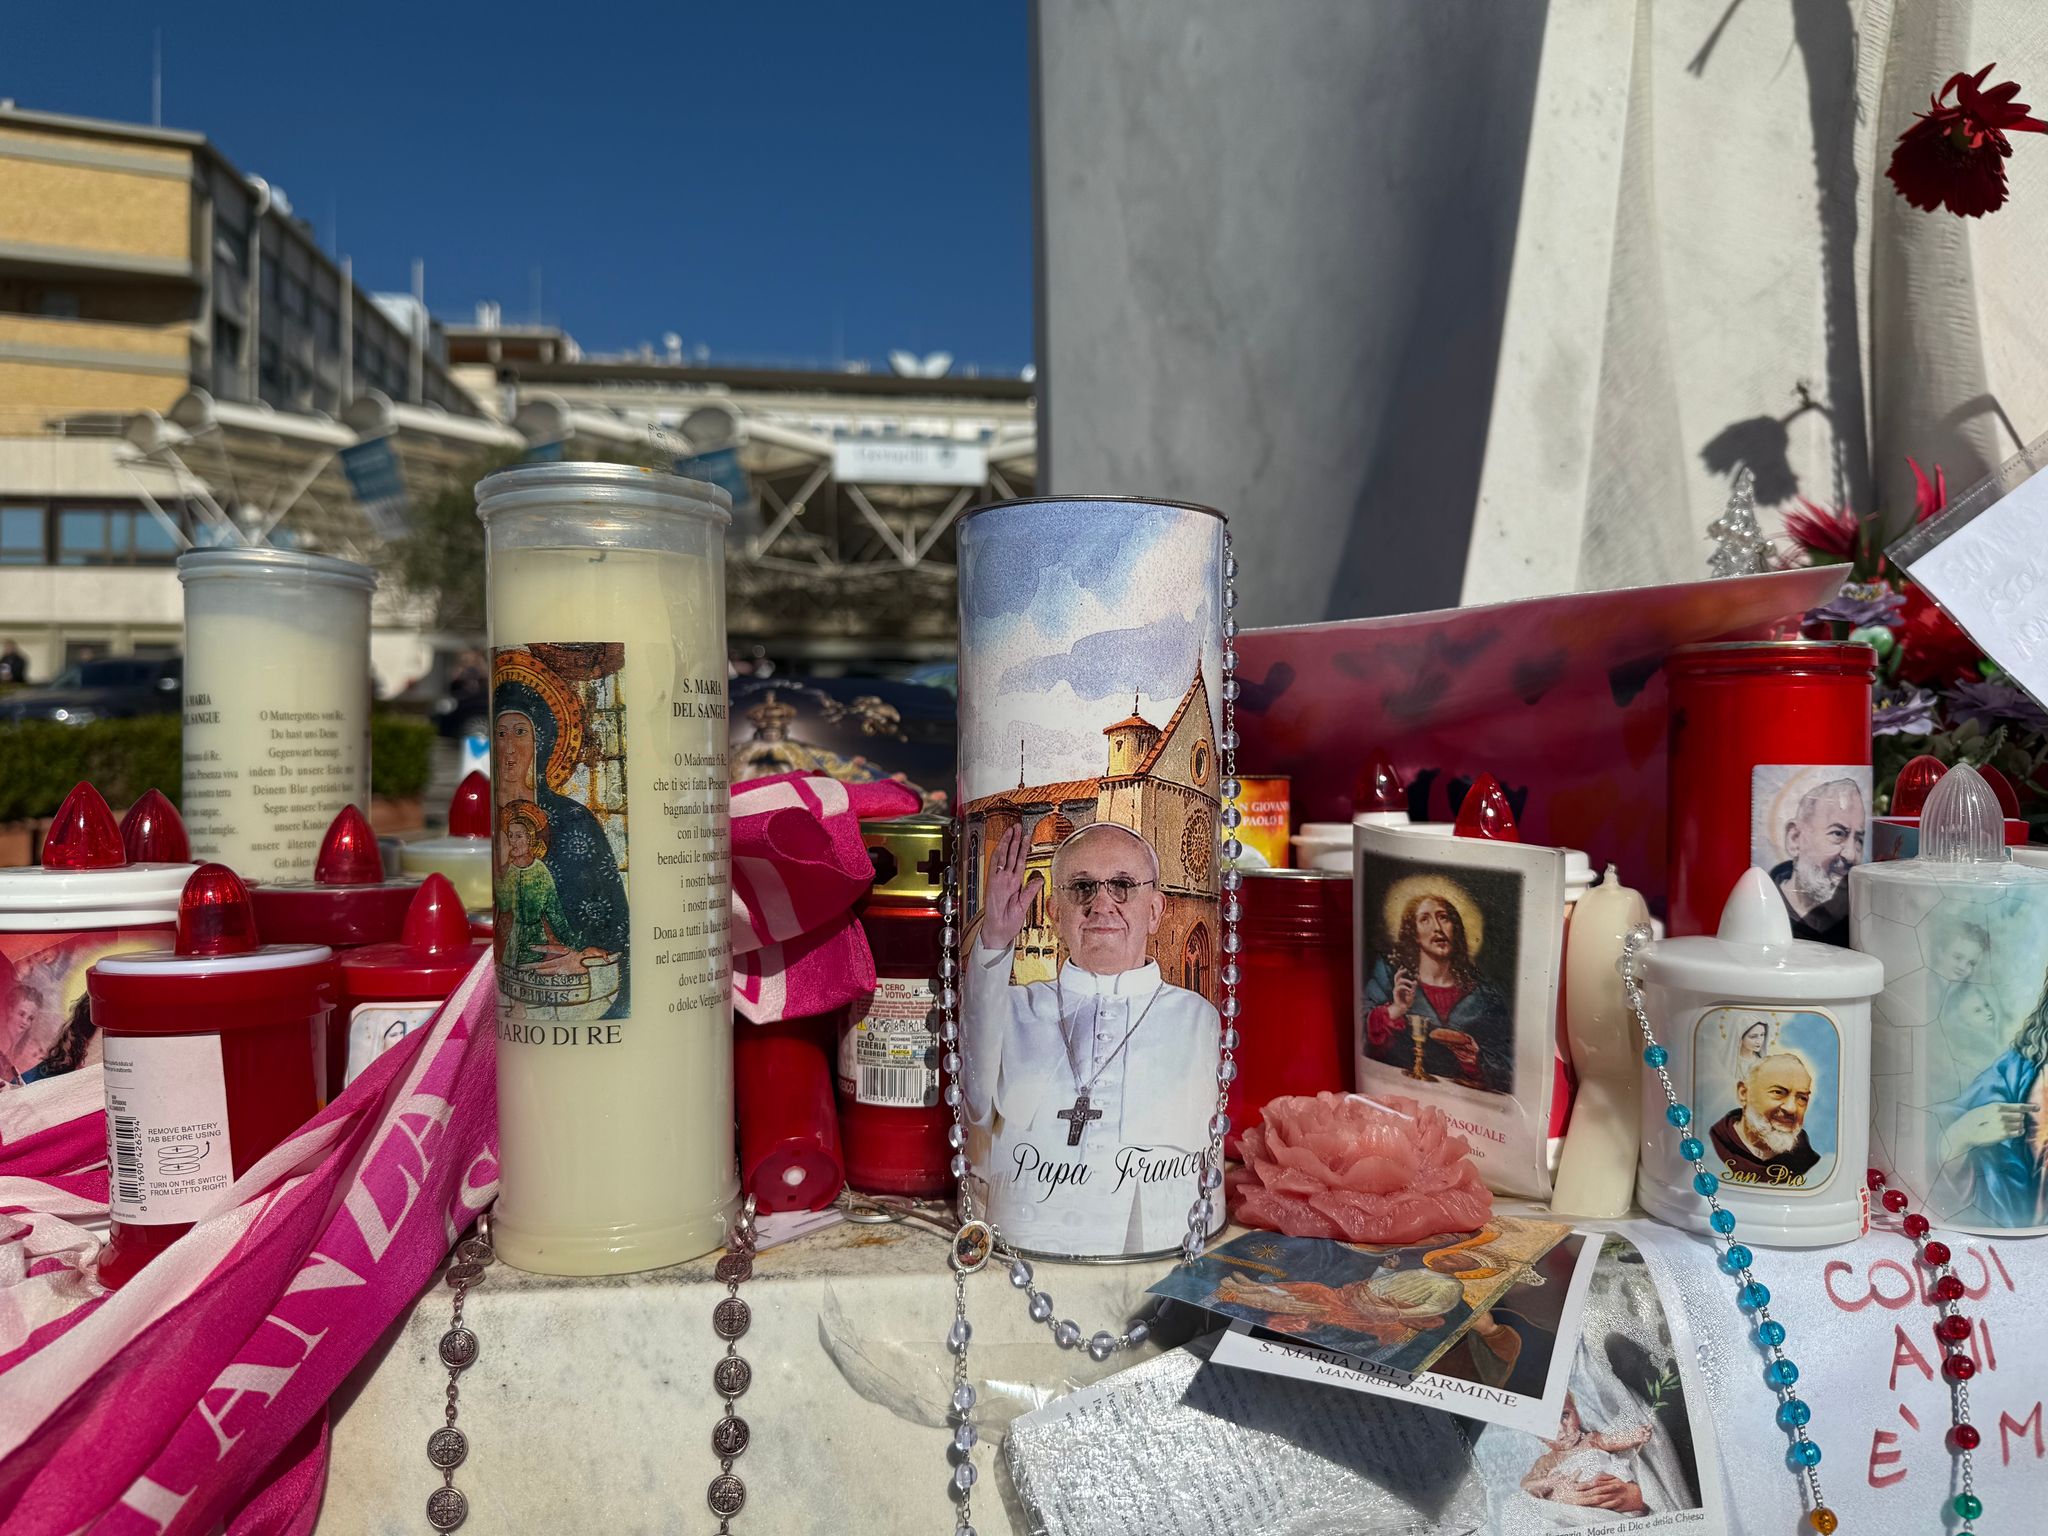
<box><xmin>1909</xmin><ymin>456</ymin><xmax>1948</xmax><ymax>522</ymax></box>
<box><xmin>1888</xmin><ymin>64</ymin><xmax>2048</xmax><ymax>217</ymax></box>
<box><xmin>1784</xmin><ymin>498</ymin><xmax>1862</xmax><ymax>561</ymax></box>
<box><xmin>1895</xmin><ymin>581</ymin><xmax>1982</xmax><ymax>685</ymax></box>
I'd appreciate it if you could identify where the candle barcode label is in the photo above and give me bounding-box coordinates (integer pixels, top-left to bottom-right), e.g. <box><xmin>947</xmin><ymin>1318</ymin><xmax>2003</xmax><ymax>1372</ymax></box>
<box><xmin>110</xmin><ymin>1114</ymin><xmax>144</xmax><ymax>1207</ymax></box>
<box><xmin>839</xmin><ymin>978</ymin><xmax>940</xmax><ymax>1107</ymax></box>
<box><xmin>100</xmin><ymin>1032</ymin><xmax>233</xmax><ymax>1225</ymax></box>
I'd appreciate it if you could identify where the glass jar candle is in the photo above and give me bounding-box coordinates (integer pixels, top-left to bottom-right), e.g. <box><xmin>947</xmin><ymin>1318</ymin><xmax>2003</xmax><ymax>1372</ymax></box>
<box><xmin>478</xmin><ymin>462</ymin><xmax>735</xmax><ymax>1275</ymax></box>
<box><xmin>1229</xmin><ymin>869</ymin><xmax>1353</xmax><ymax>1156</ymax></box>
<box><xmin>177</xmin><ymin>547</ymin><xmax>375</xmax><ymax>880</ymax></box>
<box><xmin>1665</xmin><ymin>641</ymin><xmax>1875</xmax><ymax>942</ymax></box>
<box><xmin>839</xmin><ymin>814</ymin><xmax>950</xmax><ymax>1196</ymax></box>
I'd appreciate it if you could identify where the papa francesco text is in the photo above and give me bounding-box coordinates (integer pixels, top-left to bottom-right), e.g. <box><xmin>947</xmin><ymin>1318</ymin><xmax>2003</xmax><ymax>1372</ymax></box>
<box><xmin>1009</xmin><ymin>1142</ymin><xmax>1204</xmax><ymax>1202</ymax></box>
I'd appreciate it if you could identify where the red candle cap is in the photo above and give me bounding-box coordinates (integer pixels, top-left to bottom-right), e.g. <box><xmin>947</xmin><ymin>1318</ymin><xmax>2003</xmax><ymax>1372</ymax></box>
<box><xmin>176</xmin><ymin>863</ymin><xmax>261</xmax><ymax>956</ymax></box>
<box><xmin>1891</xmin><ymin>754</ymin><xmax>1947</xmax><ymax>817</ymax></box>
<box><xmin>400</xmin><ymin>873</ymin><xmax>472</xmax><ymax>956</ymax></box>
<box><xmin>447</xmin><ymin>772</ymin><xmax>492</xmax><ymax>838</ymax></box>
<box><xmin>314</xmin><ymin>805</ymin><xmax>385</xmax><ymax>886</ymax></box>
<box><xmin>43</xmin><ymin>782</ymin><xmax>128</xmax><ymax>871</ymax></box>
<box><xmin>1453</xmin><ymin>774</ymin><xmax>1520</xmax><ymax>842</ymax></box>
<box><xmin>1353</xmin><ymin>749</ymin><xmax>1408</xmax><ymax>814</ymax></box>
<box><xmin>119</xmin><ymin>788</ymin><xmax>190</xmax><ymax>863</ymax></box>
<box><xmin>1979</xmin><ymin>763</ymin><xmax>2022</xmax><ymax>818</ymax></box>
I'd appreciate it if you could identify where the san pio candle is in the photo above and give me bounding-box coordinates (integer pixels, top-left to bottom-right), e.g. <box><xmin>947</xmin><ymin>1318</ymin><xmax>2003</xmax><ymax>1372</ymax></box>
<box><xmin>478</xmin><ymin>462</ymin><xmax>735</xmax><ymax>1275</ymax></box>
<box><xmin>177</xmin><ymin>547</ymin><xmax>375</xmax><ymax>880</ymax></box>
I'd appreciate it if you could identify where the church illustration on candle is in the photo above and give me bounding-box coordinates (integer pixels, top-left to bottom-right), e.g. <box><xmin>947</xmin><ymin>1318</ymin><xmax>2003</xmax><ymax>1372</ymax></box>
<box><xmin>961</xmin><ymin>668</ymin><xmax>1219</xmax><ymax>991</ymax></box>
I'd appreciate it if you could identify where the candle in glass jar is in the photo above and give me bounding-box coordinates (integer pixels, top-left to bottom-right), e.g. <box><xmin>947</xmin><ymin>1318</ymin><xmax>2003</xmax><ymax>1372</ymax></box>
<box><xmin>177</xmin><ymin>548</ymin><xmax>375</xmax><ymax>880</ymax></box>
<box><xmin>478</xmin><ymin>463</ymin><xmax>735</xmax><ymax>1276</ymax></box>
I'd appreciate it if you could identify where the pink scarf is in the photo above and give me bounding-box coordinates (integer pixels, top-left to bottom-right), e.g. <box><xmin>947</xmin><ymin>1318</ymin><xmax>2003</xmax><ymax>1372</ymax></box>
<box><xmin>0</xmin><ymin>771</ymin><xmax>919</xmax><ymax>1533</ymax></box>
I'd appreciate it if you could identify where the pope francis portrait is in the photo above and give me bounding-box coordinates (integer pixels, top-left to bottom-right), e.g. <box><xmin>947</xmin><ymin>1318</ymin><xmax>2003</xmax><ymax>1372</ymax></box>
<box><xmin>964</xmin><ymin>819</ymin><xmax>1221</xmax><ymax>1254</ymax></box>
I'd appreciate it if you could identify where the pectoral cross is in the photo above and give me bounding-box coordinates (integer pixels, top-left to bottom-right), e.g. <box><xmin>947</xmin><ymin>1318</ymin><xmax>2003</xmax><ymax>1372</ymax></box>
<box><xmin>1057</xmin><ymin>1093</ymin><xmax>1103</xmax><ymax>1146</ymax></box>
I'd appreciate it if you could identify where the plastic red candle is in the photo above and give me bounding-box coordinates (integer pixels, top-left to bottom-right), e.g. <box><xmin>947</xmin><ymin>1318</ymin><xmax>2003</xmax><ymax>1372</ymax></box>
<box><xmin>333</xmin><ymin>873</ymin><xmax>487</xmax><ymax>1091</ymax></box>
<box><xmin>248</xmin><ymin>804</ymin><xmax>418</xmax><ymax>948</ymax></box>
<box><xmin>838</xmin><ymin>815</ymin><xmax>951</xmax><ymax>1196</ymax></box>
<box><xmin>734</xmin><ymin>1015</ymin><xmax>844</xmax><ymax>1212</ymax></box>
<box><xmin>90</xmin><ymin>863</ymin><xmax>333</xmax><ymax>1288</ymax></box>
<box><xmin>1665</xmin><ymin>642</ymin><xmax>1876</xmax><ymax>938</ymax></box>
<box><xmin>1228</xmin><ymin>870</ymin><xmax>1354</xmax><ymax>1154</ymax></box>
<box><xmin>0</xmin><ymin>783</ymin><xmax>191</xmax><ymax>1086</ymax></box>
<box><xmin>119</xmin><ymin>788</ymin><xmax>191</xmax><ymax>864</ymax></box>
<box><xmin>1454</xmin><ymin>774</ymin><xmax>1520</xmax><ymax>842</ymax></box>
<box><xmin>1891</xmin><ymin>755</ymin><xmax>1946</xmax><ymax>816</ymax></box>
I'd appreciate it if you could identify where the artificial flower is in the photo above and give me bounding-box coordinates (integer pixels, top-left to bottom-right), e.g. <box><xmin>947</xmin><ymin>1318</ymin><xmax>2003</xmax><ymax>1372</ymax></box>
<box><xmin>1784</xmin><ymin>498</ymin><xmax>1861</xmax><ymax>562</ymax></box>
<box><xmin>1895</xmin><ymin>582</ymin><xmax>1982</xmax><ymax>685</ymax></box>
<box><xmin>1887</xmin><ymin>64</ymin><xmax>2048</xmax><ymax>217</ymax></box>
<box><xmin>1226</xmin><ymin>1091</ymin><xmax>1493</xmax><ymax>1244</ymax></box>
<box><xmin>1909</xmin><ymin>456</ymin><xmax>1948</xmax><ymax>523</ymax></box>
<box><xmin>1808</xmin><ymin>580</ymin><xmax>1904</xmax><ymax>628</ymax></box>
<box><xmin>1947</xmin><ymin>676</ymin><xmax>2048</xmax><ymax>735</ymax></box>
<box><xmin>1872</xmin><ymin>685</ymin><xmax>1940</xmax><ymax>736</ymax></box>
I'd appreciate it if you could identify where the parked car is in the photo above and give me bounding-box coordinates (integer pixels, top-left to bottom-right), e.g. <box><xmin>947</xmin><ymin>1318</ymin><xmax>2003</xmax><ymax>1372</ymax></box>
<box><xmin>0</xmin><ymin>656</ymin><xmax>182</xmax><ymax>724</ymax></box>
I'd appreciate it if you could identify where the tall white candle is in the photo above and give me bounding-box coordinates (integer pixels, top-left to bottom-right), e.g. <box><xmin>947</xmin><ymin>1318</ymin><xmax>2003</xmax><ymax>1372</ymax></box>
<box><xmin>478</xmin><ymin>463</ymin><xmax>735</xmax><ymax>1275</ymax></box>
<box><xmin>178</xmin><ymin>549</ymin><xmax>374</xmax><ymax>880</ymax></box>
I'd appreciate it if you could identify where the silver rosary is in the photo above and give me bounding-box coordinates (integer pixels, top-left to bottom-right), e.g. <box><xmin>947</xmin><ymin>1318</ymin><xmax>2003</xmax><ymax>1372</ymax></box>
<box><xmin>936</xmin><ymin>529</ymin><xmax>1244</xmax><ymax>1532</ymax></box>
<box><xmin>420</xmin><ymin>1195</ymin><xmax>761</xmax><ymax>1532</ymax></box>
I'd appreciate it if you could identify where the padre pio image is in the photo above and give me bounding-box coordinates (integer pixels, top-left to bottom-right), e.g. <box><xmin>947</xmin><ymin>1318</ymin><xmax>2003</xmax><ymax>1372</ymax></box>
<box><xmin>956</xmin><ymin>497</ymin><xmax>1226</xmax><ymax>1258</ymax></box>
<box><xmin>1750</xmin><ymin>764</ymin><xmax>1871</xmax><ymax>948</ymax></box>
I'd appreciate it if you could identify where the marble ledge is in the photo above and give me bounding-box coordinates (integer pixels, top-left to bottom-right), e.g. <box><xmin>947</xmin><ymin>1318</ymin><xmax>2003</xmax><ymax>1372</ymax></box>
<box><xmin>321</xmin><ymin>1218</ymin><xmax>1196</xmax><ymax>1536</ymax></box>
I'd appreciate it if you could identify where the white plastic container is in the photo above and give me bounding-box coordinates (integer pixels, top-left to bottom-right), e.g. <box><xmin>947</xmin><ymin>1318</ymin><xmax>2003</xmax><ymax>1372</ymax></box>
<box><xmin>178</xmin><ymin>547</ymin><xmax>375</xmax><ymax>880</ymax></box>
<box><xmin>1637</xmin><ymin>866</ymin><xmax>1882</xmax><ymax>1246</ymax></box>
<box><xmin>1855</xmin><ymin>766</ymin><xmax>2048</xmax><ymax>1235</ymax></box>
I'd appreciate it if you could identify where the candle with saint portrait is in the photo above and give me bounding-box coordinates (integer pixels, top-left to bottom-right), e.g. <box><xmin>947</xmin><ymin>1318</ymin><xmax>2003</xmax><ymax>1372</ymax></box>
<box><xmin>478</xmin><ymin>464</ymin><xmax>735</xmax><ymax>1276</ymax></box>
<box><xmin>956</xmin><ymin>497</ymin><xmax>1227</xmax><ymax>1261</ymax></box>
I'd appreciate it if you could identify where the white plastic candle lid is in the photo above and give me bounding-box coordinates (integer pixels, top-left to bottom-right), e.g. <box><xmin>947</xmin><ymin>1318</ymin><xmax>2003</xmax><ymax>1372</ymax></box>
<box><xmin>1340</xmin><ymin>819</ymin><xmax>1454</xmax><ymax>837</ymax></box>
<box><xmin>0</xmin><ymin>863</ymin><xmax>194</xmax><ymax>929</ymax></box>
<box><xmin>177</xmin><ymin>545</ymin><xmax>376</xmax><ymax>592</ymax></box>
<box><xmin>1563</xmin><ymin>848</ymin><xmax>1594</xmax><ymax>897</ymax></box>
<box><xmin>1859</xmin><ymin>763</ymin><xmax>2048</xmax><ymax>892</ymax></box>
<box><xmin>1640</xmin><ymin>866</ymin><xmax>1882</xmax><ymax>1002</ymax></box>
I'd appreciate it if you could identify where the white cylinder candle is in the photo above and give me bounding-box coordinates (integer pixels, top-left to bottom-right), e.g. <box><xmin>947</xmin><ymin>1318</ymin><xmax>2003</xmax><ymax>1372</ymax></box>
<box><xmin>178</xmin><ymin>548</ymin><xmax>374</xmax><ymax>880</ymax></box>
<box><xmin>478</xmin><ymin>463</ymin><xmax>735</xmax><ymax>1275</ymax></box>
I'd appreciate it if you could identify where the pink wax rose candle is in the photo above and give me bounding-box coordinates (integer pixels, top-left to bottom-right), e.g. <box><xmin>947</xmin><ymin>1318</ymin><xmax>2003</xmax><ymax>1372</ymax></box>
<box><xmin>1226</xmin><ymin>1090</ymin><xmax>1494</xmax><ymax>1242</ymax></box>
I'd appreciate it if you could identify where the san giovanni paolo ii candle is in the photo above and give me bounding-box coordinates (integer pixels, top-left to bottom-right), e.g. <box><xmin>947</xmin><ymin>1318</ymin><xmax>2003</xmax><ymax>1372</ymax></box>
<box><xmin>477</xmin><ymin>463</ymin><xmax>735</xmax><ymax>1276</ymax></box>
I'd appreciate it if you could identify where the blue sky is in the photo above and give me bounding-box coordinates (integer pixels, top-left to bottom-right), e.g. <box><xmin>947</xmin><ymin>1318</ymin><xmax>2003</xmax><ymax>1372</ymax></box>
<box><xmin>3</xmin><ymin>2</ymin><xmax>1034</xmax><ymax>369</ymax></box>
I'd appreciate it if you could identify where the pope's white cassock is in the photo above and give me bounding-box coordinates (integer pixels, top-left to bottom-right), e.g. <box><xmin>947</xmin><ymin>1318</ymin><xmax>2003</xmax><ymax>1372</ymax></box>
<box><xmin>964</xmin><ymin>939</ymin><xmax>1220</xmax><ymax>1255</ymax></box>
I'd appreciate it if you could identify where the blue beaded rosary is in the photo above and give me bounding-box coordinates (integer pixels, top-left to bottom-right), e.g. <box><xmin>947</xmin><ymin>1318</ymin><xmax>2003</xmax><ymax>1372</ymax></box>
<box><xmin>1620</xmin><ymin>926</ymin><xmax>1838</xmax><ymax>1536</ymax></box>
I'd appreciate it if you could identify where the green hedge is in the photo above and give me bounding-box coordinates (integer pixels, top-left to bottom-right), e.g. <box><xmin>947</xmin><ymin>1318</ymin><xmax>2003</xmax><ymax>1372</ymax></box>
<box><xmin>0</xmin><ymin>716</ymin><xmax>181</xmax><ymax>823</ymax></box>
<box><xmin>370</xmin><ymin>714</ymin><xmax>436</xmax><ymax>801</ymax></box>
<box><xmin>0</xmin><ymin>713</ymin><xmax>438</xmax><ymax>822</ymax></box>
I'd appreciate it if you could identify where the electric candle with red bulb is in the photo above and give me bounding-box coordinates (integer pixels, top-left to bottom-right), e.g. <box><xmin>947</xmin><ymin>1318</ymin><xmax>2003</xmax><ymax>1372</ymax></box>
<box><xmin>399</xmin><ymin>771</ymin><xmax>494</xmax><ymax>912</ymax></box>
<box><xmin>89</xmin><ymin>863</ymin><xmax>333</xmax><ymax>1287</ymax></box>
<box><xmin>333</xmin><ymin>872</ymin><xmax>489</xmax><ymax>1090</ymax></box>
<box><xmin>0</xmin><ymin>783</ymin><xmax>192</xmax><ymax>1085</ymax></box>
<box><xmin>119</xmin><ymin>788</ymin><xmax>190</xmax><ymax>863</ymax></box>
<box><xmin>248</xmin><ymin>804</ymin><xmax>419</xmax><ymax>950</ymax></box>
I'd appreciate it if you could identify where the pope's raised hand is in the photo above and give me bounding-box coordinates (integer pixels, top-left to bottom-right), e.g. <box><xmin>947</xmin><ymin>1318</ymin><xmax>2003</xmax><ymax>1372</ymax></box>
<box><xmin>980</xmin><ymin>822</ymin><xmax>1042</xmax><ymax>952</ymax></box>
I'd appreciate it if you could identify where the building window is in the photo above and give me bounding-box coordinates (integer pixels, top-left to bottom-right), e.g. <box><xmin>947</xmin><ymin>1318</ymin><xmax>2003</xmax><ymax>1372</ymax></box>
<box><xmin>262</xmin><ymin>255</ymin><xmax>279</xmax><ymax>302</ymax></box>
<box><xmin>56</xmin><ymin>506</ymin><xmax>182</xmax><ymax>567</ymax></box>
<box><xmin>314</xmin><ymin>299</ymin><xmax>339</xmax><ymax>350</ymax></box>
<box><xmin>37</xmin><ymin>289</ymin><xmax>79</xmax><ymax>319</ymax></box>
<box><xmin>259</xmin><ymin>338</ymin><xmax>281</xmax><ymax>399</ymax></box>
<box><xmin>215</xmin><ymin>218</ymin><xmax>249</xmax><ymax>275</ymax></box>
<box><xmin>0</xmin><ymin>506</ymin><xmax>45</xmax><ymax>565</ymax></box>
<box><xmin>283</xmin><ymin>274</ymin><xmax>310</xmax><ymax>321</ymax></box>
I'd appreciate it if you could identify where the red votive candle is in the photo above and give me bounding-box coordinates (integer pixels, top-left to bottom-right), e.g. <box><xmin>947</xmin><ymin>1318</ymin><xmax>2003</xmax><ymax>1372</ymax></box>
<box><xmin>333</xmin><ymin>873</ymin><xmax>487</xmax><ymax>1091</ymax></box>
<box><xmin>249</xmin><ymin>804</ymin><xmax>420</xmax><ymax>950</ymax></box>
<box><xmin>1228</xmin><ymin>870</ymin><xmax>1354</xmax><ymax>1156</ymax></box>
<box><xmin>1665</xmin><ymin>642</ymin><xmax>1875</xmax><ymax>938</ymax></box>
<box><xmin>90</xmin><ymin>863</ymin><xmax>333</xmax><ymax>1288</ymax></box>
<box><xmin>735</xmin><ymin>1014</ymin><xmax>844</xmax><ymax>1213</ymax></box>
<box><xmin>839</xmin><ymin>815</ymin><xmax>951</xmax><ymax>1197</ymax></box>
